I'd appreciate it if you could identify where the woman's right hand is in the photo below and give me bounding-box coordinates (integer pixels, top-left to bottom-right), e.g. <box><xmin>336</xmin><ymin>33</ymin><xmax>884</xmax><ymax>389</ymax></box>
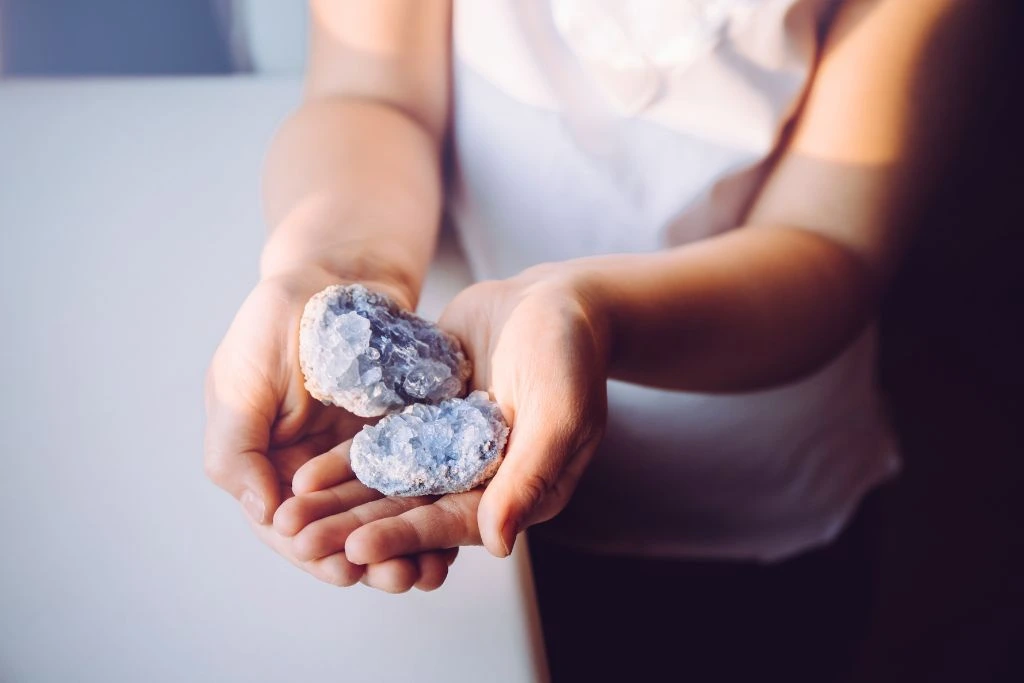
<box><xmin>203</xmin><ymin>265</ymin><xmax>453</xmax><ymax>591</ymax></box>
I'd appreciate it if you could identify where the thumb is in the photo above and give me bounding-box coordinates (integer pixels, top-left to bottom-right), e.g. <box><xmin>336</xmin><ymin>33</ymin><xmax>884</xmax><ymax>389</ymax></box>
<box><xmin>203</xmin><ymin>374</ymin><xmax>282</xmax><ymax>525</ymax></box>
<box><xmin>477</xmin><ymin>404</ymin><xmax>596</xmax><ymax>558</ymax></box>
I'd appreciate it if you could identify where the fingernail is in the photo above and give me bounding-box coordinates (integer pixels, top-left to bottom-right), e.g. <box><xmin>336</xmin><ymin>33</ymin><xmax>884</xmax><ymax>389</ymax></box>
<box><xmin>241</xmin><ymin>489</ymin><xmax>266</xmax><ymax>524</ymax></box>
<box><xmin>501</xmin><ymin>519</ymin><xmax>518</xmax><ymax>557</ymax></box>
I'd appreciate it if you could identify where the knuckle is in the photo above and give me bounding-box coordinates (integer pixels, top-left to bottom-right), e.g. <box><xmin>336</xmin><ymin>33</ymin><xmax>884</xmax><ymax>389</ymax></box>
<box><xmin>273</xmin><ymin>501</ymin><xmax>303</xmax><ymax>536</ymax></box>
<box><xmin>519</xmin><ymin>471</ymin><xmax>570</xmax><ymax>527</ymax></box>
<box><xmin>322</xmin><ymin>558</ymin><xmax>361</xmax><ymax>588</ymax></box>
<box><xmin>517</xmin><ymin>472</ymin><xmax>550</xmax><ymax>514</ymax></box>
<box><xmin>395</xmin><ymin>516</ymin><xmax>425</xmax><ymax>551</ymax></box>
<box><xmin>293</xmin><ymin>529</ymin><xmax>325</xmax><ymax>562</ymax></box>
<box><xmin>437</xmin><ymin>492</ymin><xmax>482</xmax><ymax>541</ymax></box>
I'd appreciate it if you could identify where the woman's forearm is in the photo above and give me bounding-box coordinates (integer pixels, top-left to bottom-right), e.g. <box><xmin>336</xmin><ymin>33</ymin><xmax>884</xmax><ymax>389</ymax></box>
<box><xmin>259</xmin><ymin>96</ymin><xmax>443</xmax><ymax>307</ymax></box>
<box><xmin>575</xmin><ymin>0</ymin><xmax>991</xmax><ymax>393</ymax></box>
<box><xmin>569</xmin><ymin>226</ymin><xmax>877</xmax><ymax>393</ymax></box>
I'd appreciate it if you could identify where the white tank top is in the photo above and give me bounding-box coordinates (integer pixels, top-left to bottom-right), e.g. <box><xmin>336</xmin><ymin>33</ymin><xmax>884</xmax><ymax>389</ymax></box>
<box><xmin>449</xmin><ymin>0</ymin><xmax>900</xmax><ymax>561</ymax></box>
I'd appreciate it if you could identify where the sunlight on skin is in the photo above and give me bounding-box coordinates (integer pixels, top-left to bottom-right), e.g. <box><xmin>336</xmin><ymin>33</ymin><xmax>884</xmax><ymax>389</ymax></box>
<box><xmin>307</xmin><ymin>0</ymin><xmax>451</xmax><ymax>140</ymax></box>
<box><xmin>208</xmin><ymin>0</ymin><xmax>990</xmax><ymax>593</ymax></box>
<box><xmin>787</xmin><ymin>0</ymin><xmax>965</xmax><ymax>169</ymax></box>
<box><xmin>311</xmin><ymin>0</ymin><xmax>435</xmax><ymax>59</ymax></box>
<box><xmin>304</xmin><ymin>0</ymin><xmax>986</xmax><ymax>580</ymax></box>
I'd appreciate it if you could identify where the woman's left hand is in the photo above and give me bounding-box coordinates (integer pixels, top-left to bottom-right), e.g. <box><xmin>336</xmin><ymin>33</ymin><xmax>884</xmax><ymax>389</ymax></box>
<box><xmin>339</xmin><ymin>265</ymin><xmax>610</xmax><ymax>564</ymax></box>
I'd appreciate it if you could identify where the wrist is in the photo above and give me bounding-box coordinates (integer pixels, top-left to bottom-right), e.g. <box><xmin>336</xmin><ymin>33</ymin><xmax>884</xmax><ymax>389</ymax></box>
<box><xmin>260</xmin><ymin>237</ymin><xmax>421</xmax><ymax>310</ymax></box>
<box><xmin>567</xmin><ymin>262</ymin><xmax>614</xmax><ymax>375</ymax></box>
<box><xmin>516</xmin><ymin>260</ymin><xmax>614</xmax><ymax>373</ymax></box>
<box><xmin>541</xmin><ymin>254</ymin><xmax>643</xmax><ymax>377</ymax></box>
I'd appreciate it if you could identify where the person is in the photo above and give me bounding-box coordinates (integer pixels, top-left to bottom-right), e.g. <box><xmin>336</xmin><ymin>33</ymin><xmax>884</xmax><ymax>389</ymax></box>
<box><xmin>203</xmin><ymin>0</ymin><xmax>991</xmax><ymax>677</ymax></box>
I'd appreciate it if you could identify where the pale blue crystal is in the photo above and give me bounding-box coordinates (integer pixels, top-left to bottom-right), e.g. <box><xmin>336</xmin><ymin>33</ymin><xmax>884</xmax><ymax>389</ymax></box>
<box><xmin>300</xmin><ymin>284</ymin><xmax>471</xmax><ymax>417</ymax></box>
<box><xmin>351</xmin><ymin>391</ymin><xmax>509</xmax><ymax>496</ymax></box>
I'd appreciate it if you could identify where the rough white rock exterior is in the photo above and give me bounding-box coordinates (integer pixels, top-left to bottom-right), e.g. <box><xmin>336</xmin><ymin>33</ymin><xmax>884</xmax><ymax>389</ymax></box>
<box><xmin>299</xmin><ymin>284</ymin><xmax>471</xmax><ymax>417</ymax></box>
<box><xmin>351</xmin><ymin>391</ymin><xmax>509</xmax><ymax>496</ymax></box>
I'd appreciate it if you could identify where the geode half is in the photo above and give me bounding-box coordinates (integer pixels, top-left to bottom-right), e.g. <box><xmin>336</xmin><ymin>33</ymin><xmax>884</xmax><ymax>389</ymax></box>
<box><xmin>350</xmin><ymin>391</ymin><xmax>509</xmax><ymax>496</ymax></box>
<box><xmin>299</xmin><ymin>284</ymin><xmax>471</xmax><ymax>417</ymax></box>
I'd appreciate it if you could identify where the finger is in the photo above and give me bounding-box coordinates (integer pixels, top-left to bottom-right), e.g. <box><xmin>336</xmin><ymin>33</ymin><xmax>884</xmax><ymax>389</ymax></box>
<box><xmin>292</xmin><ymin>442</ymin><xmax>354</xmax><ymax>494</ymax></box>
<box><xmin>414</xmin><ymin>552</ymin><xmax>450</xmax><ymax>592</ymax></box>
<box><xmin>345</xmin><ymin>491</ymin><xmax>482</xmax><ymax>565</ymax></box>
<box><xmin>273</xmin><ymin>480</ymin><xmax>383</xmax><ymax>536</ymax></box>
<box><xmin>361</xmin><ymin>557</ymin><xmax>420</xmax><ymax>594</ymax></box>
<box><xmin>291</xmin><ymin>494</ymin><xmax>434</xmax><ymax>562</ymax></box>
<box><xmin>443</xmin><ymin>547</ymin><xmax>460</xmax><ymax>566</ymax></box>
<box><xmin>307</xmin><ymin>552</ymin><xmax>364</xmax><ymax>588</ymax></box>
<box><xmin>477</xmin><ymin>407</ymin><xmax>603</xmax><ymax>558</ymax></box>
<box><xmin>204</xmin><ymin>395</ymin><xmax>279</xmax><ymax>525</ymax></box>
<box><xmin>249</xmin><ymin>520</ymin><xmax>365</xmax><ymax>587</ymax></box>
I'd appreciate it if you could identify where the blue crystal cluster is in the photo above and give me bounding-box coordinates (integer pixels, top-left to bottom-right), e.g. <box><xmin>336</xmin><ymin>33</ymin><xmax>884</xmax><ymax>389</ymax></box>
<box><xmin>300</xmin><ymin>284</ymin><xmax>508</xmax><ymax>495</ymax></box>
<box><xmin>350</xmin><ymin>391</ymin><xmax>509</xmax><ymax>496</ymax></box>
<box><xmin>299</xmin><ymin>284</ymin><xmax>470</xmax><ymax>417</ymax></box>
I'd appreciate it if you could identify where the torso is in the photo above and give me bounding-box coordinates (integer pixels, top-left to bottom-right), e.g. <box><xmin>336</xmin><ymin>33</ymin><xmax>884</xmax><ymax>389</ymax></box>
<box><xmin>449</xmin><ymin>0</ymin><xmax>898</xmax><ymax>561</ymax></box>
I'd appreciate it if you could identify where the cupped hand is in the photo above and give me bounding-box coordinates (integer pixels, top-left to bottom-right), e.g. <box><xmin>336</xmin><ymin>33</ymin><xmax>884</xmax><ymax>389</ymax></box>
<box><xmin>203</xmin><ymin>267</ymin><xmax>455</xmax><ymax>591</ymax></box>
<box><xmin>269</xmin><ymin>441</ymin><xmax>458</xmax><ymax>592</ymax></box>
<box><xmin>336</xmin><ymin>265</ymin><xmax>611</xmax><ymax>564</ymax></box>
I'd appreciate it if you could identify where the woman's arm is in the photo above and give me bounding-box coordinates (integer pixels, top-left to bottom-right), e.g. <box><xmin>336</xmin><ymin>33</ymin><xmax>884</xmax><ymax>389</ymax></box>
<box><xmin>292</xmin><ymin>0</ymin><xmax>1001</xmax><ymax>566</ymax></box>
<box><xmin>560</xmin><ymin>0</ymin><xmax>995</xmax><ymax>391</ymax></box>
<box><xmin>203</xmin><ymin>1</ymin><xmax>454</xmax><ymax>592</ymax></box>
<box><xmin>260</xmin><ymin>0</ymin><xmax>451</xmax><ymax>306</ymax></box>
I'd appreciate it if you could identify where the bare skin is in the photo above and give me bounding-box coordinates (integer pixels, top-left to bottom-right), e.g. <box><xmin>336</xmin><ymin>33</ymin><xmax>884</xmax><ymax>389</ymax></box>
<box><xmin>204</xmin><ymin>0</ymin><xmax>993</xmax><ymax>592</ymax></box>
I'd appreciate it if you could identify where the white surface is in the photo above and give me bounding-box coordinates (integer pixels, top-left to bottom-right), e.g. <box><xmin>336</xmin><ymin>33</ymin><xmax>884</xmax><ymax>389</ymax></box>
<box><xmin>0</xmin><ymin>77</ymin><xmax>546</xmax><ymax>683</ymax></box>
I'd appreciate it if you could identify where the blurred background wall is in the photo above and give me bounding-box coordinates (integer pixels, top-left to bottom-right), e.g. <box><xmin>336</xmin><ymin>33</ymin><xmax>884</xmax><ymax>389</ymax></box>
<box><xmin>0</xmin><ymin>0</ymin><xmax>307</xmax><ymax>76</ymax></box>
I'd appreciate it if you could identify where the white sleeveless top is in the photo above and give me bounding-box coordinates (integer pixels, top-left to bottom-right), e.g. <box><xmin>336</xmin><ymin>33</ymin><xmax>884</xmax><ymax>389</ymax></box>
<box><xmin>449</xmin><ymin>0</ymin><xmax>900</xmax><ymax>561</ymax></box>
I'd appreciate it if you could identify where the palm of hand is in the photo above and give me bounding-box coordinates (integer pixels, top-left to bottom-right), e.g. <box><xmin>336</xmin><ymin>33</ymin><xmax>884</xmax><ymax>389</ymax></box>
<box><xmin>289</xmin><ymin>272</ymin><xmax>609</xmax><ymax>578</ymax></box>
<box><xmin>206</xmin><ymin>271</ymin><xmax>457</xmax><ymax>591</ymax></box>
